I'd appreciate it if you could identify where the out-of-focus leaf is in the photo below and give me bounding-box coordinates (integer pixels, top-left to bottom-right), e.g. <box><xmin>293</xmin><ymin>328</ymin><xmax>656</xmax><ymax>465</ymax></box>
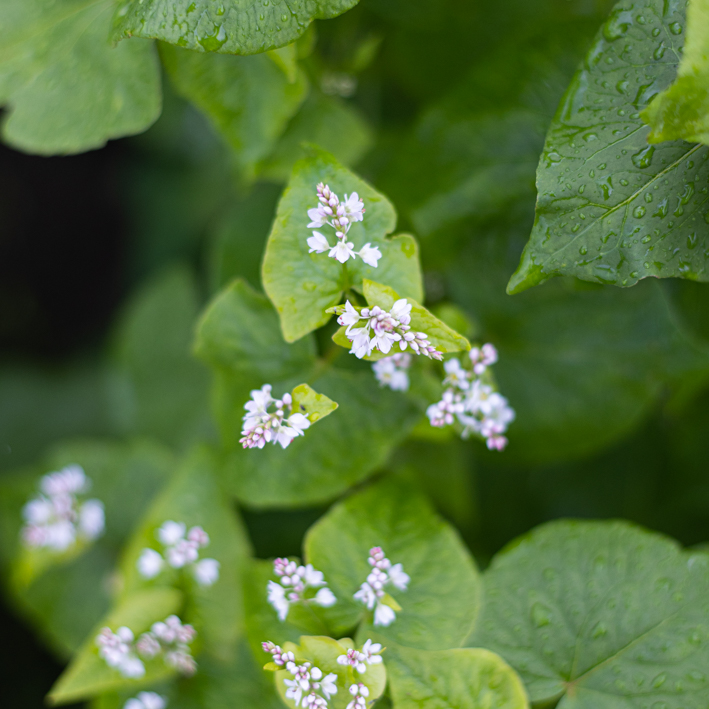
<box><xmin>267</xmin><ymin>44</ymin><xmax>299</xmax><ymax>83</ymax></box>
<box><xmin>110</xmin><ymin>267</ymin><xmax>213</xmax><ymax>449</ymax></box>
<box><xmin>643</xmin><ymin>0</ymin><xmax>709</xmax><ymax>144</ymax></box>
<box><xmin>508</xmin><ymin>0</ymin><xmax>709</xmax><ymax>293</ymax></box>
<box><xmin>262</xmin><ymin>146</ymin><xmax>423</xmax><ymax>342</ymax></box>
<box><xmin>160</xmin><ymin>45</ymin><xmax>308</xmax><ymax>180</ymax></box>
<box><xmin>451</xmin><ymin>226</ymin><xmax>709</xmax><ymax>465</ymax></box>
<box><xmin>48</xmin><ymin>587</ymin><xmax>183</xmax><ymax>705</ymax></box>
<box><xmin>305</xmin><ymin>477</ymin><xmax>481</xmax><ymax>649</ymax></box>
<box><xmin>470</xmin><ymin>520</ymin><xmax>709</xmax><ymax>709</ymax></box>
<box><xmin>385</xmin><ymin>640</ymin><xmax>528</xmax><ymax>709</ymax></box>
<box><xmin>0</xmin><ymin>0</ymin><xmax>160</xmax><ymax>154</ymax></box>
<box><xmin>112</xmin><ymin>0</ymin><xmax>360</xmax><ymax>55</ymax></box>
<box><xmin>118</xmin><ymin>446</ymin><xmax>251</xmax><ymax>660</ymax></box>
<box><xmin>258</xmin><ymin>93</ymin><xmax>373</xmax><ymax>183</ymax></box>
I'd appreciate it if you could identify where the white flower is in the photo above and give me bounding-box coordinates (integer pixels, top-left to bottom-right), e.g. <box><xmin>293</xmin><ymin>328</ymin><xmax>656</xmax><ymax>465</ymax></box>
<box><xmin>193</xmin><ymin>558</ymin><xmax>220</xmax><ymax>586</ymax></box>
<box><xmin>284</xmin><ymin>678</ymin><xmax>304</xmax><ymax>707</ymax></box>
<box><xmin>41</xmin><ymin>465</ymin><xmax>87</xmax><ymax>496</ymax></box>
<box><xmin>268</xmin><ymin>580</ymin><xmax>290</xmax><ymax>621</ymax></box>
<box><xmin>78</xmin><ymin>499</ymin><xmax>105</xmax><ymax>539</ymax></box>
<box><xmin>338</xmin><ymin>300</ymin><xmax>361</xmax><ymax>329</ymax></box>
<box><xmin>166</xmin><ymin>539</ymin><xmax>199</xmax><ymax>568</ymax></box>
<box><xmin>349</xmin><ymin>328</ymin><xmax>372</xmax><ymax>359</ymax></box>
<box><xmin>307</xmin><ymin>205</ymin><xmax>330</xmax><ymax>228</ymax></box>
<box><xmin>343</xmin><ymin>192</ymin><xmax>365</xmax><ymax>222</ymax></box>
<box><xmin>388</xmin><ymin>563</ymin><xmax>410</xmax><ymax>591</ymax></box>
<box><xmin>374</xmin><ymin>602</ymin><xmax>396</xmax><ymax>626</ymax></box>
<box><xmin>329</xmin><ymin>240</ymin><xmax>356</xmax><ymax>263</ymax></box>
<box><xmin>314</xmin><ymin>587</ymin><xmax>337</xmax><ymax>607</ymax></box>
<box><xmin>372</xmin><ymin>354</ymin><xmax>412</xmax><ymax>392</ymax></box>
<box><xmin>319</xmin><ymin>673</ymin><xmax>338</xmax><ymax>698</ymax></box>
<box><xmin>124</xmin><ymin>692</ymin><xmax>167</xmax><ymax>709</ymax></box>
<box><xmin>443</xmin><ymin>358</ymin><xmax>469</xmax><ymax>390</ymax></box>
<box><xmin>354</xmin><ymin>582</ymin><xmax>376</xmax><ymax>610</ymax></box>
<box><xmin>288</xmin><ymin>413</ymin><xmax>311</xmax><ymax>436</ymax></box>
<box><xmin>389</xmin><ymin>298</ymin><xmax>412</xmax><ymax>325</ymax></box>
<box><xmin>357</xmin><ymin>243</ymin><xmax>381</xmax><ymax>268</ymax></box>
<box><xmin>245</xmin><ymin>385</ymin><xmax>273</xmax><ymax>417</ymax></box>
<box><xmin>137</xmin><ymin>548</ymin><xmax>164</xmax><ymax>579</ymax></box>
<box><xmin>337</xmin><ymin>648</ymin><xmax>367</xmax><ymax>673</ymax></box>
<box><xmin>22</xmin><ymin>498</ymin><xmax>53</xmax><ymax>525</ymax></box>
<box><xmin>119</xmin><ymin>654</ymin><xmax>146</xmax><ymax>678</ymax></box>
<box><xmin>308</xmin><ymin>231</ymin><xmax>330</xmax><ymax>253</ymax></box>
<box><xmin>157</xmin><ymin>521</ymin><xmax>185</xmax><ymax>546</ymax></box>
<box><xmin>45</xmin><ymin>520</ymin><xmax>76</xmax><ymax>551</ymax></box>
<box><xmin>302</xmin><ymin>564</ymin><xmax>325</xmax><ymax>587</ymax></box>
<box><xmin>187</xmin><ymin>526</ymin><xmax>209</xmax><ymax>546</ymax></box>
<box><xmin>361</xmin><ymin>639</ymin><xmax>383</xmax><ymax>665</ymax></box>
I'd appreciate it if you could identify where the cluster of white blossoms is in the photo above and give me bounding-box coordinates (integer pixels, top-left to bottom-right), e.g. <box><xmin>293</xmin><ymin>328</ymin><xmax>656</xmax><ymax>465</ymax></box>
<box><xmin>137</xmin><ymin>521</ymin><xmax>219</xmax><ymax>587</ymax></box>
<box><xmin>337</xmin><ymin>640</ymin><xmax>382</xmax><ymax>709</ymax></box>
<box><xmin>372</xmin><ymin>353</ymin><xmax>412</xmax><ymax>391</ymax></box>
<box><xmin>336</xmin><ymin>300</ymin><xmax>443</xmax><ymax>360</ymax></box>
<box><xmin>353</xmin><ymin>547</ymin><xmax>409</xmax><ymax>626</ymax></box>
<box><xmin>267</xmin><ymin>558</ymin><xmax>336</xmax><ymax>621</ymax></box>
<box><xmin>124</xmin><ymin>692</ymin><xmax>166</xmax><ymax>709</ymax></box>
<box><xmin>240</xmin><ymin>385</ymin><xmax>311</xmax><ymax>450</ymax></box>
<box><xmin>21</xmin><ymin>465</ymin><xmax>105</xmax><ymax>552</ymax></box>
<box><xmin>426</xmin><ymin>345</ymin><xmax>514</xmax><ymax>450</ymax></box>
<box><xmin>307</xmin><ymin>183</ymin><xmax>380</xmax><ymax>267</ymax></box>
<box><xmin>96</xmin><ymin>615</ymin><xmax>197</xmax><ymax>678</ymax></box>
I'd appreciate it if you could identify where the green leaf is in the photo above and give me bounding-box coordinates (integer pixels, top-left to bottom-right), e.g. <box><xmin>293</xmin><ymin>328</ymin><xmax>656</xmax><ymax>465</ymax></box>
<box><xmin>194</xmin><ymin>279</ymin><xmax>316</xmax><ymax>382</ymax></box>
<box><xmin>330</xmin><ymin>280</ymin><xmax>470</xmax><ymax>361</ymax></box>
<box><xmin>118</xmin><ymin>446</ymin><xmax>252</xmax><ymax>660</ymax></box>
<box><xmin>48</xmin><ymin>587</ymin><xmax>183</xmax><ymax>705</ymax></box>
<box><xmin>0</xmin><ymin>0</ymin><xmax>160</xmax><ymax>155</ymax></box>
<box><xmin>385</xmin><ymin>641</ymin><xmax>528</xmax><ymax>709</ymax></box>
<box><xmin>111</xmin><ymin>0</ymin><xmax>360</xmax><ymax>55</ymax></box>
<box><xmin>220</xmin><ymin>368</ymin><xmax>420</xmax><ymax>507</ymax></box>
<box><xmin>643</xmin><ymin>0</ymin><xmax>709</xmax><ymax>144</ymax></box>
<box><xmin>257</xmin><ymin>93</ymin><xmax>373</xmax><ymax>183</ymax></box>
<box><xmin>508</xmin><ymin>0</ymin><xmax>709</xmax><ymax>293</ymax></box>
<box><xmin>304</xmin><ymin>476</ymin><xmax>481</xmax><ymax>649</ymax></box>
<box><xmin>469</xmin><ymin>520</ymin><xmax>709</xmax><ymax>708</ymax></box>
<box><xmin>290</xmin><ymin>384</ymin><xmax>338</xmax><ymax>422</ymax></box>
<box><xmin>160</xmin><ymin>45</ymin><xmax>308</xmax><ymax>180</ymax></box>
<box><xmin>267</xmin><ymin>44</ymin><xmax>299</xmax><ymax>83</ymax></box>
<box><xmin>109</xmin><ymin>267</ymin><xmax>213</xmax><ymax>450</ymax></box>
<box><xmin>262</xmin><ymin>146</ymin><xmax>423</xmax><ymax>343</ymax></box>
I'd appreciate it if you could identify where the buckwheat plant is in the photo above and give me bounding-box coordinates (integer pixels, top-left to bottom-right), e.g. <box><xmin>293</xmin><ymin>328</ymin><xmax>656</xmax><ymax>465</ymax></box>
<box><xmin>306</xmin><ymin>183</ymin><xmax>381</xmax><ymax>267</ymax></box>
<box><xmin>137</xmin><ymin>520</ymin><xmax>220</xmax><ymax>587</ymax></box>
<box><xmin>336</xmin><ymin>639</ymin><xmax>383</xmax><ymax>674</ymax></box>
<box><xmin>240</xmin><ymin>385</ymin><xmax>311</xmax><ymax>450</ymax></box>
<box><xmin>372</xmin><ymin>353</ymin><xmax>412</xmax><ymax>391</ymax></box>
<box><xmin>135</xmin><ymin>615</ymin><xmax>197</xmax><ymax>676</ymax></box>
<box><xmin>267</xmin><ymin>558</ymin><xmax>337</xmax><ymax>621</ymax></box>
<box><xmin>124</xmin><ymin>692</ymin><xmax>167</xmax><ymax>709</ymax></box>
<box><xmin>95</xmin><ymin>626</ymin><xmax>147</xmax><ymax>679</ymax></box>
<box><xmin>335</xmin><ymin>300</ymin><xmax>443</xmax><ymax>360</ymax></box>
<box><xmin>283</xmin><ymin>660</ymin><xmax>338</xmax><ymax>707</ymax></box>
<box><xmin>426</xmin><ymin>345</ymin><xmax>515</xmax><ymax>451</ymax></box>
<box><xmin>354</xmin><ymin>547</ymin><xmax>409</xmax><ymax>626</ymax></box>
<box><xmin>21</xmin><ymin>465</ymin><xmax>105</xmax><ymax>552</ymax></box>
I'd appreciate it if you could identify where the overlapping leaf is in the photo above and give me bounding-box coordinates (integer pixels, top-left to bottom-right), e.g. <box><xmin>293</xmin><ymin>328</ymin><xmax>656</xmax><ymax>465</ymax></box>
<box><xmin>262</xmin><ymin>146</ymin><xmax>423</xmax><ymax>343</ymax></box>
<box><xmin>643</xmin><ymin>0</ymin><xmax>709</xmax><ymax>144</ymax></box>
<box><xmin>509</xmin><ymin>0</ymin><xmax>709</xmax><ymax>293</ymax></box>
<box><xmin>469</xmin><ymin>520</ymin><xmax>709</xmax><ymax>708</ymax></box>
<box><xmin>304</xmin><ymin>477</ymin><xmax>481</xmax><ymax>649</ymax></box>
<box><xmin>0</xmin><ymin>0</ymin><xmax>161</xmax><ymax>154</ymax></box>
<box><xmin>112</xmin><ymin>0</ymin><xmax>360</xmax><ymax>55</ymax></box>
<box><xmin>160</xmin><ymin>45</ymin><xmax>309</xmax><ymax>180</ymax></box>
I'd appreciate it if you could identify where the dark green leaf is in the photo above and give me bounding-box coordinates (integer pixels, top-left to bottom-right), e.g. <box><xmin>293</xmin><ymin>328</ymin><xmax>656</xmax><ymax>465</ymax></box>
<box><xmin>470</xmin><ymin>520</ymin><xmax>709</xmax><ymax>708</ymax></box>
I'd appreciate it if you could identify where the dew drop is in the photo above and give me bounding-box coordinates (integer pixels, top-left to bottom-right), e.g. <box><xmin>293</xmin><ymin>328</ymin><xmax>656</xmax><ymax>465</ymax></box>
<box><xmin>632</xmin><ymin>145</ymin><xmax>655</xmax><ymax>168</ymax></box>
<box><xmin>633</xmin><ymin>206</ymin><xmax>646</xmax><ymax>218</ymax></box>
<box><xmin>580</xmin><ymin>246</ymin><xmax>588</xmax><ymax>255</ymax></box>
<box><xmin>669</xmin><ymin>22</ymin><xmax>682</xmax><ymax>34</ymax></box>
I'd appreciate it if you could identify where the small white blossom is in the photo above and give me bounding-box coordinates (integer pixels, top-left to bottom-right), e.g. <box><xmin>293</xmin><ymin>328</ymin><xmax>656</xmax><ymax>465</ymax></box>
<box><xmin>354</xmin><ymin>547</ymin><xmax>409</xmax><ymax>626</ymax></box>
<box><xmin>337</xmin><ymin>648</ymin><xmax>367</xmax><ymax>674</ymax></box>
<box><xmin>241</xmin><ymin>386</ymin><xmax>312</xmax><ymax>450</ymax></box>
<box><xmin>267</xmin><ymin>558</ymin><xmax>336</xmax><ymax>621</ymax></box>
<box><xmin>314</xmin><ymin>587</ymin><xmax>337</xmax><ymax>607</ymax></box>
<box><xmin>283</xmin><ymin>660</ymin><xmax>335</xmax><ymax>708</ymax></box>
<box><xmin>124</xmin><ymin>692</ymin><xmax>167</xmax><ymax>709</ymax></box>
<box><xmin>137</xmin><ymin>548</ymin><xmax>164</xmax><ymax>579</ymax></box>
<box><xmin>136</xmin><ymin>615</ymin><xmax>197</xmax><ymax>676</ymax></box>
<box><xmin>267</xmin><ymin>580</ymin><xmax>290</xmax><ymax>621</ymax></box>
<box><xmin>307</xmin><ymin>231</ymin><xmax>330</xmax><ymax>253</ymax></box>
<box><xmin>347</xmin><ymin>683</ymin><xmax>370</xmax><ymax>709</ymax></box>
<box><xmin>372</xmin><ymin>353</ymin><xmax>412</xmax><ymax>391</ymax></box>
<box><xmin>469</xmin><ymin>343</ymin><xmax>498</xmax><ymax>375</ymax></box>
<box><xmin>357</xmin><ymin>243</ymin><xmax>382</xmax><ymax>268</ymax></box>
<box><xmin>96</xmin><ymin>627</ymin><xmax>145</xmax><ymax>678</ymax></box>
<box><xmin>193</xmin><ymin>558</ymin><xmax>220</xmax><ymax>586</ymax></box>
<box><xmin>21</xmin><ymin>465</ymin><xmax>105</xmax><ymax>552</ymax></box>
<box><xmin>157</xmin><ymin>521</ymin><xmax>185</xmax><ymax>546</ymax></box>
<box><xmin>329</xmin><ymin>239</ymin><xmax>356</xmax><ymax>263</ymax></box>
<box><xmin>374</xmin><ymin>603</ymin><xmax>396</xmax><ymax>627</ymax></box>
<box><xmin>262</xmin><ymin>641</ymin><xmax>295</xmax><ymax>667</ymax></box>
<box><xmin>360</xmin><ymin>639</ymin><xmax>383</xmax><ymax>665</ymax></box>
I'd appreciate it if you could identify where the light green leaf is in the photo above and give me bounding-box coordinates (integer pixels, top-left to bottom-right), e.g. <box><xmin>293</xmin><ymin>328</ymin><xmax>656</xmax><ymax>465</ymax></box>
<box><xmin>118</xmin><ymin>446</ymin><xmax>251</xmax><ymax>660</ymax></box>
<box><xmin>305</xmin><ymin>476</ymin><xmax>481</xmax><ymax>649</ymax></box>
<box><xmin>262</xmin><ymin>146</ymin><xmax>423</xmax><ymax>343</ymax></box>
<box><xmin>469</xmin><ymin>520</ymin><xmax>709</xmax><ymax>708</ymax></box>
<box><xmin>267</xmin><ymin>44</ymin><xmax>299</xmax><ymax>83</ymax></box>
<box><xmin>194</xmin><ymin>279</ymin><xmax>316</xmax><ymax>382</ymax></box>
<box><xmin>0</xmin><ymin>0</ymin><xmax>160</xmax><ymax>155</ymax></box>
<box><xmin>160</xmin><ymin>45</ymin><xmax>308</xmax><ymax>180</ymax></box>
<box><xmin>386</xmin><ymin>641</ymin><xmax>528</xmax><ymax>709</ymax></box>
<box><xmin>112</xmin><ymin>0</ymin><xmax>360</xmax><ymax>55</ymax></box>
<box><xmin>290</xmin><ymin>383</ymin><xmax>338</xmax><ymax>422</ymax></box>
<box><xmin>48</xmin><ymin>587</ymin><xmax>183</xmax><ymax>705</ymax></box>
<box><xmin>643</xmin><ymin>0</ymin><xmax>709</xmax><ymax>144</ymax></box>
<box><xmin>109</xmin><ymin>267</ymin><xmax>212</xmax><ymax>450</ymax></box>
<box><xmin>508</xmin><ymin>0</ymin><xmax>709</xmax><ymax>293</ymax></box>
<box><xmin>257</xmin><ymin>93</ymin><xmax>373</xmax><ymax>183</ymax></box>
<box><xmin>220</xmin><ymin>368</ymin><xmax>420</xmax><ymax>507</ymax></box>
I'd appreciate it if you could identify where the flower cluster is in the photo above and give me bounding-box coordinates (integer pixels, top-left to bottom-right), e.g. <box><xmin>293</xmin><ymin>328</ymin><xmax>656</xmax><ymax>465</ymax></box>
<box><xmin>336</xmin><ymin>300</ymin><xmax>443</xmax><ymax>360</ymax></box>
<box><xmin>426</xmin><ymin>345</ymin><xmax>514</xmax><ymax>450</ymax></box>
<box><xmin>96</xmin><ymin>616</ymin><xmax>197</xmax><ymax>678</ymax></box>
<box><xmin>353</xmin><ymin>547</ymin><xmax>409</xmax><ymax>626</ymax></box>
<box><xmin>372</xmin><ymin>353</ymin><xmax>412</xmax><ymax>391</ymax></box>
<box><xmin>137</xmin><ymin>520</ymin><xmax>220</xmax><ymax>587</ymax></box>
<box><xmin>21</xmin><ymin>465</ymin><xmax>105</xmax><ymax>552</ymax></box>
<box><xmin>240</xmin><ymin>385</ymin><xmax>311</xmax><ymax>450</ymax></box>
<box><xmin>284</xmin><ymin>660</ymin><xmax>338</xmax><ymax>708</ymax></box>
<box><xmin>336</xmin><ymin>640</ymin><xmax>382</xmax><ymax>709</ymax></box>
<box><xmin>267</xmin><ymin>558</ymin><xmax>336</xmax><ymax>621</ymax></box>
<box><xmin>124</xmin><ymin>692</ymin><xmax>167</xmax><ymax>709</ymax></box>
<box><xmin>307</xmin><ymin>183</ymin><xmax>380</xmax><ymax>267</ymax></box>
